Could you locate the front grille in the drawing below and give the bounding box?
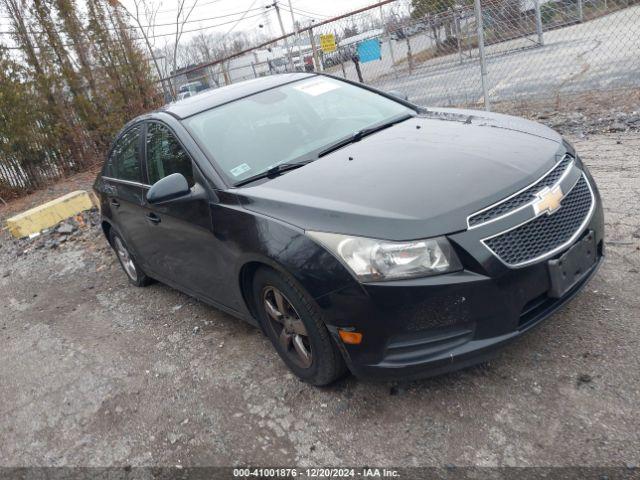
[484,175,593,266]
[469,156,573,227]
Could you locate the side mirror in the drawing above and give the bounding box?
[388,90,409,101]
[146,173,190,204]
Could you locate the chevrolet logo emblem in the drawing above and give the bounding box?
[533,185,564,216]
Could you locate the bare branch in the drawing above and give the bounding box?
[114,0,172,100]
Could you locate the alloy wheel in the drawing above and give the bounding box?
[113,236,138,282]
[262,286,313,369]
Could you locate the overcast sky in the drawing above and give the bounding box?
[0,0,408,51]
[117,0,386,44]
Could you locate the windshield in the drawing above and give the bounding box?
[184,76,415,185]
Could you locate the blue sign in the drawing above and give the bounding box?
[357,39,381,63]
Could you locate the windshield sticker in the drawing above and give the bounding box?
[230,163,251,177]
[293,79,340,96]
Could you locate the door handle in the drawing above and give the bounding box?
[110,198,120,208]
[146,213,161,224]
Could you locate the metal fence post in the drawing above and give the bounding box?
[308,27,323,72]
[352,55,364,83]
[577,0,584,22]
[534,0,545,46]
[222,64,231,85]
[405,34,413,74]
[464,13,471,57]
[388,37,398,78]
[454,9,463,64]
[473,0,490,110]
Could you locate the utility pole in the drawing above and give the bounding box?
[287,0,304,69]
[262,2,274,37]
[308,27,322,72]
[534,0,544,46]
[270,2,295,71]
[474,0,490,110]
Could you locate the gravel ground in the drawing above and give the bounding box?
[0,132,639,468]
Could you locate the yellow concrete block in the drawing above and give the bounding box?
[6,190,95,238]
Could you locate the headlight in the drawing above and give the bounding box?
[307,231,462,282]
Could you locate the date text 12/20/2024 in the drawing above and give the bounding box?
[233,468,400,478]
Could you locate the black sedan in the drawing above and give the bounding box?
[94,73,604,385]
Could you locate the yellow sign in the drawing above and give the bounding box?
[320,34,337,53]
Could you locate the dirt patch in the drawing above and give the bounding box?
[494,88,640,136]
[0,168,99,224]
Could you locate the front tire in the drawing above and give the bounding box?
[109,231,152,287]
[252,267,347,386]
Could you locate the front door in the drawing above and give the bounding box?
[137,121,229,305]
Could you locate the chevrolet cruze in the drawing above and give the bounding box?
[94,73,604,385]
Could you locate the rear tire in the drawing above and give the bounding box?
[252,267,347,386]
[109,231,152,287]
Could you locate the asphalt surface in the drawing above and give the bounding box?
[330,5,640,107]
[0,132,639,467]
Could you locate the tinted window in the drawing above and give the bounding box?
[146,123,194,186]
[107,125,143,182]
[184,76,414,184]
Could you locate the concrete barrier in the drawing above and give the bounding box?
[6,190,95,238]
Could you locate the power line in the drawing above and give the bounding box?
[0,0,266,22]
[135,5,265,26]
[0,9,266,48]
[283,8,321,21]
[0,7,262,38]
[0,0,224,19]
[220,0,260,38]
[277,4,325,25]
[159,0,397,82]
[0,2,262,35]
[152,0,225,15]
[289,4,330,18]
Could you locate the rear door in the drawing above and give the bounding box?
[138,121,227,302]
[102,124,149,261]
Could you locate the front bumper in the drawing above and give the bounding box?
[318,179,605,381]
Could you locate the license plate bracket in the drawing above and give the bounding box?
[548,231,596,298]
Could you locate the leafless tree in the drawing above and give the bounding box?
[109,0,172,99]
[171,0,199,83]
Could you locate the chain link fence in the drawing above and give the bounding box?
[163,0,640,114]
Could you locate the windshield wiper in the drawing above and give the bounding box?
[233,114,414,187]
[317,113,414,158]
[234,161,312,187]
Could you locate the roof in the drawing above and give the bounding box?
[340,29,384,46]
[161,73,315,119]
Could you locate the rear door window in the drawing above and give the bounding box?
[106,125,143,183]
[145,122,194,187]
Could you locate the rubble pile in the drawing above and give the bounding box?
[4,208,102,257]
[537,109,640,136]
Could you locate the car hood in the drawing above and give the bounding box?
[234,108,566,241]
